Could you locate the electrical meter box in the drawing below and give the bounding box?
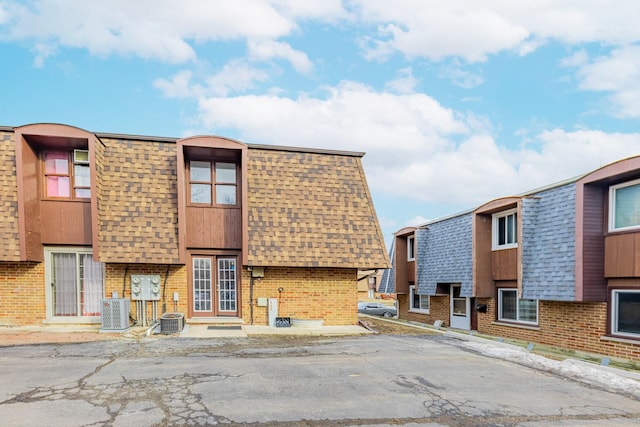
[130,275,161,301]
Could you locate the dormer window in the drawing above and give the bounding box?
[43,150,90,199]
[407,235,415,261]
[609,178,640,232]
[492,209,517,250]
[189,160,237,206]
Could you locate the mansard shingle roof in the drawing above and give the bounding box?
[246,147,390,269]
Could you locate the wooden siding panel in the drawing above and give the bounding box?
[394,236,409,294]
[186,207,241,249]
[407,260,415,283]
[492,248,517,281]
[581,184,607,301]
[605,232,640,277]
[40,201,91,245]
[474,214,493,297]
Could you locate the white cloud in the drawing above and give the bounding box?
[438,60,484,89]
[384,67,419,94]
[247,39,312,74]
[154,61,273,99]
[205,60,272,96]
[153,70,201,99]
[193,81,640,207]
[560,49,588,68]
[31,42,56,68]
[572,45,640,118]
[353,0,640,62]
[0,0,296,64]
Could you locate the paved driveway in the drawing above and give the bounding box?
[0,332,639,426]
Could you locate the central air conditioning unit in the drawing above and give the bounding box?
[160,312,184,333]
[100,298,130,332]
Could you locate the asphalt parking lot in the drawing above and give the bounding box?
[0,322,639,426]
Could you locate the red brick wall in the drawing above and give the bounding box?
[0,262,46,325]
[104,264,187,322]
[476,298,640,361]
[1,262,359,327]
[241,267,358,325]
[398,294,450,327]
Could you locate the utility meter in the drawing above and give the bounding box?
[130,275,161,301]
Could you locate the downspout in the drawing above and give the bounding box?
[249,272,254,325]
[162,265,169,314]
[122,265,129,297]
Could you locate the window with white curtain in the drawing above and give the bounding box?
[48,249,104,318]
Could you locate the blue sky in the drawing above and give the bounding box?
[2,1,640,246]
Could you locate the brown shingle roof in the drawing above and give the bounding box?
[247,148,390,269]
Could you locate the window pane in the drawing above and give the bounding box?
[53,253,77,316]
[79,254,104,316]
[193,258,212,312]
[407,236,415,260]
[74,149,89,163]
[412,290,420,309]
[498,216,506,245]
[190,161,211,182]
[216,162,236,183]
[420,295,430,310]
[615,184,640,229]
[45,152,69,174]
[75,188,91,198]
[218,258,237,312]
[47,176,70,197]
[216,184,236,205]
[191,183,211,204]
[518,299,537,323]
[74,165,90,187]
[500,290,517,320]
[617,292,640,335]
[507,213,516,244]
[453,298,466,315]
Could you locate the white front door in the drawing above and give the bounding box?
[450,284,470,330]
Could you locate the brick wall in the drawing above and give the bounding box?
[0,262,45,326]
[104,264,187,322]
[398,294,450,327]
[476,298,640,361]
[241,267,358,326]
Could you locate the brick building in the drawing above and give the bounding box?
[391,156,640,361]
[0,123,389,328]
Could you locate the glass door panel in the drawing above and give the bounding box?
[217,258,237,313]
[193,258,212,313]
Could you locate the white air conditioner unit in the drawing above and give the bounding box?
[100,298,130,331]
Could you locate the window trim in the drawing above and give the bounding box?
[42,150,91,200]
[497,288,538,325]
[44,247,105,323]
[409,285,430,314]
[492,208,518,250]
[608,178,640,232]
[407,235,415,261]
[611,289,640,339]
[187,159,238,207]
